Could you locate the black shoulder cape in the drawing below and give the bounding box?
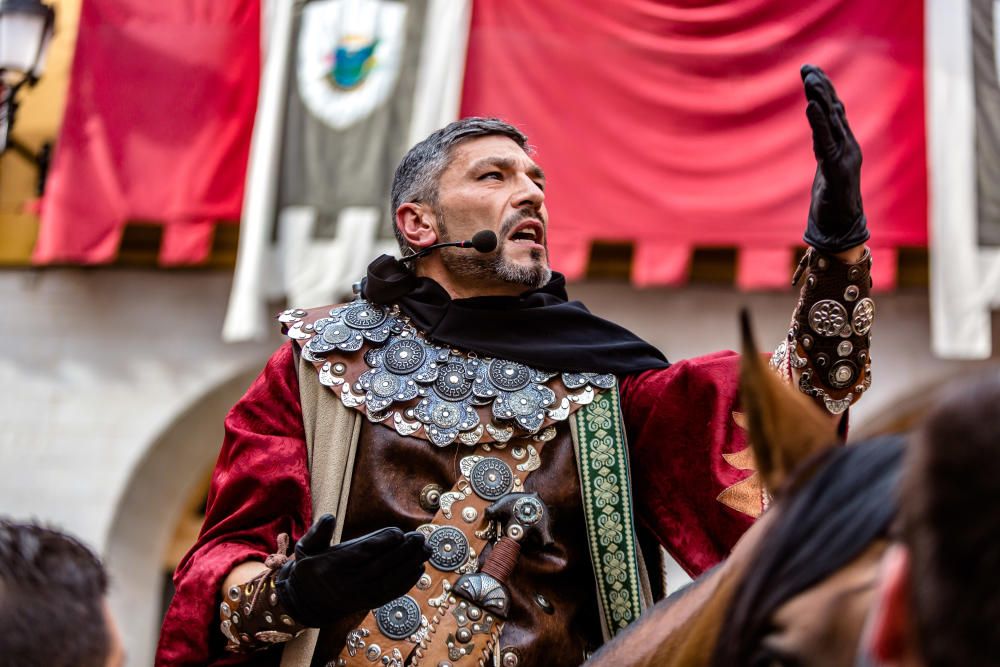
[361,255,669,374]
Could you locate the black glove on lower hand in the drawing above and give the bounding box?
[275,514,431,627]
[801,63,870,254]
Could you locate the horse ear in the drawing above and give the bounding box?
[739,310,840,493]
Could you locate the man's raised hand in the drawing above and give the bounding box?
[801,63,870,254]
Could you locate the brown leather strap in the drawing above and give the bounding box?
[338,434,554,666]
[221,537,306,654]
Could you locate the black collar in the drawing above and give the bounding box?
[361,255,669,374]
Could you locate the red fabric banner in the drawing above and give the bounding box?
[34,0,259,265]
[461,1,927,289]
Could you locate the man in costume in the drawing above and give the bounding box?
[157,65,874,666]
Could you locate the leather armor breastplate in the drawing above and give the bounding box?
[281,302,618,666]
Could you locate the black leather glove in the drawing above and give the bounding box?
[801,64,870,254]
[275,514,430,627]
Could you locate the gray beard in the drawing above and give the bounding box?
[437,211,552,290]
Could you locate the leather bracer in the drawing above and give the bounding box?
[220,537,306,653]
[772,247,873,414]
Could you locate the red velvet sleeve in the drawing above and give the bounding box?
[620,351,757,578]
[156,342,313,667]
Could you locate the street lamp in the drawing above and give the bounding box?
[0,0,55,195]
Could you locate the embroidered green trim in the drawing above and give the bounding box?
[573,385,644,635]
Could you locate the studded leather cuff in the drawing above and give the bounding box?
[772,247,873,414]
[221,537,306,653]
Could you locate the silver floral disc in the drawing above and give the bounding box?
[808,300,849,337]
[431,402,462,429]
[343,303,388,330]
[434,362,474,400]
[561,372,616,390]
[375,595,421,639]
[322,323,354,346]
[469,458,515,501]
[852,298,875,335]
[369,372,402,399]
[384,338,426,374]
[427,526,471,571]
[493,383,555,433]
[488,360,531,392]
[829,361,858,389]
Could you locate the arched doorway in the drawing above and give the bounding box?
[103,364,265,667]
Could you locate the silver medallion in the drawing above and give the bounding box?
[469,458,515,501]
[512,495,544,526]
[433,361,475,400]
[427,526,471,572]
[375,595,422,640]
[487,360,532,392]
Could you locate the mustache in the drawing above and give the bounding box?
[498,209,546,241]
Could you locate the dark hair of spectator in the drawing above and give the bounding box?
[0,519,110,667]
[902,373,1000,667]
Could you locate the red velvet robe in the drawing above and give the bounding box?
[156,342,755,666]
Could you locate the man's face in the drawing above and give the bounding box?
[432,135,551,290]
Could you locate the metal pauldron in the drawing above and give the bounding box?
[773,247,873,414]
[220,559,306,653]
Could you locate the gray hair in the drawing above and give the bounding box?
[390,117,529,253]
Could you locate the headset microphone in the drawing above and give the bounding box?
[399,230,498,263]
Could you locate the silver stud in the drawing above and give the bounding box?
[456,628,473,643]
[462,507,479,523]
[502,649,521,667]
[416,573,432,590]
[838,341,853,357]
[844,285,860,301]
[228,586,240,602]
[220,602,231,618]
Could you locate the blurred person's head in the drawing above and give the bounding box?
[0,519,124,667]
[390,117,552,297]
[868,373,1000,667]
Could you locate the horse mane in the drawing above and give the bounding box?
[710,435,905,666]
